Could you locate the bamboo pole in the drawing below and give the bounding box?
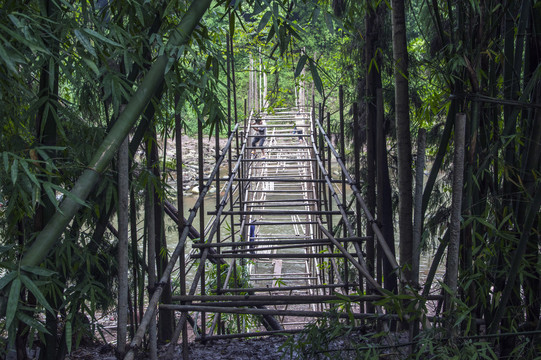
[171,294,444,303]
[146,181,158,360]
[117,136,129,356]
[192,253,374,259]
[19,0,213,273]
[444,113,466,317]
[192,237,367,248]
[160,304,413,321]
[213,283,358,293]
[412,128,426,288]
[174,100,188,359]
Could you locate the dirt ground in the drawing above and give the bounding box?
[65,336,289,360]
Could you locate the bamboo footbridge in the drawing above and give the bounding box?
[125,104,409,359]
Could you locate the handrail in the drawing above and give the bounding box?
[313,117,402,281]
[308,130,377,290]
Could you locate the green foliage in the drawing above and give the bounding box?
[279,306,378,360]
[204,262,261,333]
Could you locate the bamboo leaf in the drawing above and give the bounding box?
[257,11,272,34]
[312,7,320,26]
[20,274,54,315]
[0,43,17,73]
[229,10,236,36]
[65,319,72,353]
[3,152,8,172]
[324,12,334,34]
[6,277,21,329]
[309,59,323,95]
[51,184,89,208]
[17,312,49,334]
[82,57,100,76]
[11,158,18,184]
[0,272,17,291]
[266,24,276,43]
[295,54,308,78]
[105,183,112,213]
[20,160,39,187]
[83,28,122,47]
[43,182,58,209]
[0,245,14,255]
[74,29,97,57]
[21,266,56,277]
[475,217,497,232]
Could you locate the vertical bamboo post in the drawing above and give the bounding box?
[197,117,206,341]
[259,47,263,110]
[215,106,222,334]
[174,101,188,359]
[445,113,466,320]
[117,136,129,356]
[146,179,158,360]
[248,56,253,113]
[326,111,332,232]
[226,33,233,336]
[129,174,140,333]
[230,34,239,159]
[326,111,334,285]
[317,103,325,292]
[339,86,346,239]
[413,128,426,287]
[338,86,349,296]
[352,102,361,298]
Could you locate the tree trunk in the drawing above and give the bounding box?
[445,113,466,321]
[412,128,426,288]
[117,136,129,357]
[391,0,413,284]
[35,1,60,358]
[145,181,158,360]
[175,97,189,358]
[149,126,174,343]
[521,4,541,327]
[376,88,397,295]
[365,3,377,300]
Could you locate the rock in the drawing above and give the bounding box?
[191,186,200,194]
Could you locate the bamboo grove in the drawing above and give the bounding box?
[0,0,540,359]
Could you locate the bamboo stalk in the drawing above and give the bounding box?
[20,0,214,272]
[160,304,389,320]
[192,237,367,248]
[412,128,426,288]
[444,113,466,318]
[171,294,443,302]
[191,253,367,259]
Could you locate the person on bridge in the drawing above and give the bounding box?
[249,220,257,254]
[251,116,266,157]
[293,114,305,143]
